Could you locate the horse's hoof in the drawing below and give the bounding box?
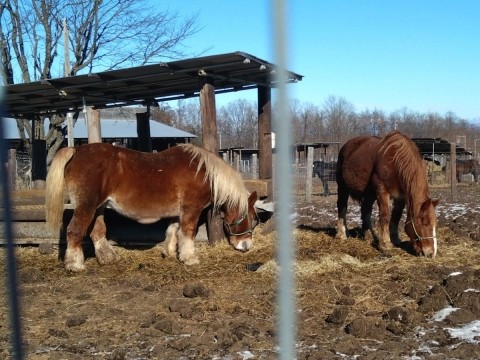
[378,251,393,258]
[65,262,86,272]
[182,256,200,266]
[96,247,120,265]
[159,244,176,258]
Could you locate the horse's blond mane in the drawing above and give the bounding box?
[379,132,430,211]
[178,144,249,213]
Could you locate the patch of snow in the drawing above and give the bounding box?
[236,350,255,359]
[447,271,463,277]
[431,307,460,322]
[446,320,480,344]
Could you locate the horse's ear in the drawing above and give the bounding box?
[248,191,258,206]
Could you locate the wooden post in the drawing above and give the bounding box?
[136,111,152,152]
[87,107,102,144]
[258,86,272,181]
[306,146,313,202]
[234,153,240,172]
[252,153,258,179]
[7,149,16,190]
[450,143,456,198]
[199,75,223,245]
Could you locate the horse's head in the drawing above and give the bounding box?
[404,198,440,258]
[223,191,259,252]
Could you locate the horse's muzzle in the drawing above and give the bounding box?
[233,237,253,252]
[412,239,436,258]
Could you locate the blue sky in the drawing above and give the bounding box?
[161,1,479,121]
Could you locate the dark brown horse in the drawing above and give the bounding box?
[456,159,480,182]
[46,143,258,271]
[335,131,439,257]
[312,160,336,196]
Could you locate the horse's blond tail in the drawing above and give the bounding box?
[45,147,75,235]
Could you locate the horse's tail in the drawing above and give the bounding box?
[45,147,76,235]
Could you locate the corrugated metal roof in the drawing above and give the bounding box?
[3,51,303,118]
[2,117,196,140]
[412,137,470,155]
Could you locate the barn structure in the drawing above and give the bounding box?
[3,51,303,243]
[3,115,197,151]
[3,51,303,196]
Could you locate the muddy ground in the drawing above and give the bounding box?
[1,184,479,359]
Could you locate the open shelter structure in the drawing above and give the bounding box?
[3,51,303,242]
[3,51,302,186]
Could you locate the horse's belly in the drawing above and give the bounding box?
[137,218,162,224]
[106,199,174,224]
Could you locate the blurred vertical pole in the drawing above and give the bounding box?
[271,1,296,359]
[0,92,24,358]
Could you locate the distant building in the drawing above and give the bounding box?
[4,117,197,152]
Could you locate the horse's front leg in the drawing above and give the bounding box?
[376,191,393,251]
[322,178,330,196]
[177,214,200,265]
[90,213,120,265]
[389,198,405,246]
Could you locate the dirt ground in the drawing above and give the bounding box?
[1,184,479,359]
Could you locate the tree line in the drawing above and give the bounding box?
[3,1,479,158]
[153,95,480,156]
[1,0,200,161]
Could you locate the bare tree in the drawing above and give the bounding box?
[218,99,257,149]
[322,95,356,142]
[1,0,200,158]
[174,99,202,146]
[290,100,324,144]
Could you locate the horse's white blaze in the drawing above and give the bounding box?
[234,238,253,252]
[433,226,438,257]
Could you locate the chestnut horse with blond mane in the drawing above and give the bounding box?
[46,143,258,271]
[335,131,439,257]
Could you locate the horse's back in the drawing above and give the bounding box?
[63,143,211,216]
[337,135,381,197]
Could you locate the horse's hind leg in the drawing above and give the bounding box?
[322,178,330,196]
[160,222,179,258]
[65,208,95,271]
[335,187,349,240]
[389,198,405,246]
[90,212,120,265]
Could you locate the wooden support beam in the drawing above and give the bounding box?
[450,142,457,197]
[258,86,272,183]
[136,111,152,152]
[243,179,272,199]
[199,76,223,246]
[87,107,102,143]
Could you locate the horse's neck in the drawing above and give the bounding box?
[406,175,430,216]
